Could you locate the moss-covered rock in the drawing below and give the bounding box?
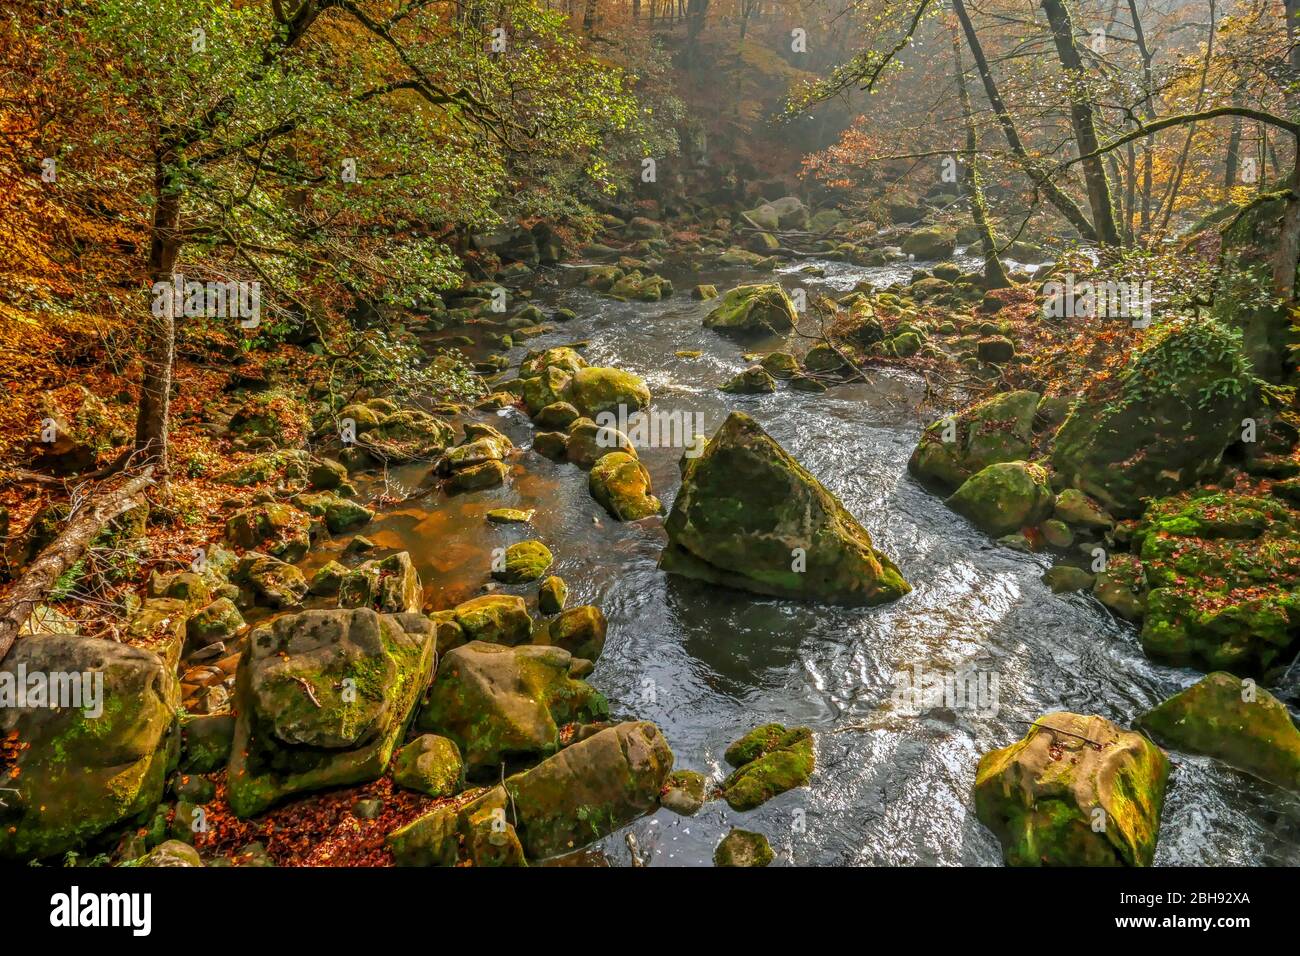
[1050,318,1255,516]
[0,635,180,861]
[908,390,1040,491]
[901,226,956,260]
[453,594,531,645]
[309,560,348,597]
[492,540,553,584]
[759,351,800,379]
[661,412,910,606]
[973,713,1169,866]
[122,840,203,868]
[226,608,437,818]
[660,769,707,816]
[358,409,456,463]
[538,575,567,615]
[947,461,1055,537]
[230,552,308,608]
[180,714,235,774]
[520,346,587,379]
[714,828,773,867]
[721,365,778,394]
[215,450,314,488]
[224,502,312,561]
[445,459,508,492]
[416,642,608,771]
[563,367,651,419]
[1138,672,1300,791]
[720,724,814,810]
[291,491,373,533]
[589,452,662,520]
[391,734,465,797]
[565,417,636,469]
[1053,488,1114,530]
[704,284,798,335]
[186,597,244,649]
[387,804,459,867]
[338,551,423,614]
[504,721,673,859]
[533,401,581,430]
[534,605,607,662]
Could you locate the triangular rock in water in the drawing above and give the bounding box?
[660,411,909,605]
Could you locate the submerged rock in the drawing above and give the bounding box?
[661,412,910,605]
[703,284,798,335]
[226,608,437,817]
[973,713,1169,866]
[504,721,673,859]
[1138,672,1300,791]
[0,635,180,861]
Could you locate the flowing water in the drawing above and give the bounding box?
[324,254,1300,867]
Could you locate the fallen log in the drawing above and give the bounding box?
[0,469,154,662]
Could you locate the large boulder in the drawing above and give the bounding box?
[1138,672,1300,791]
[946,461,1055,537]
[358,410,456,463]
[908,390,1041,490]
[504,721,673,859]
[974,713,1169,866]
[703,284,798,335]
[226,608,437,817]
[901,226,957,260]
[416,642,608,772]
[0,635,179,861]
[1050,318,1254,517]
[564,367,651,419]
[661,412,910,605]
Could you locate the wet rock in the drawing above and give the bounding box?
[392,734,465,797]
[504,721,672,859]
[416,642,608,771]
[445,459,508,492]
[535,604,607,662]
[226,608,438,817]
[1042,565,1095,593]
[521,346,587,379]
[338,551,423,614]
[1040,518,1073,548]
[947,461,1055,538]
[564,367,651,419]
[704,284,797,335]
[661,412,910,605]
[1138,672,1300,791]
[533,431,569,461]
[714,829,773,867]
[566,417,636,469]
[534,401,581,430]
[538,575,567,614]
[759,351,800,379]
[589,452,661,520]
[720,723,814,810]
[804,343,850,373]
[660,769,707,816]
[487,508,535,524]
[721,365,778,394]
[453,594,531,645]
[975,713,1168,866]
[0,635,180,860]
[492,540,553,584]
[521,366,574,417]
[692,284,718,300]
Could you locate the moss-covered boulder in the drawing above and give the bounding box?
[504,721,673,859]
[453,594,531,645]
[703,284,798,335]
[358,409,456,463]
[661,412,909,605]
[224,502,312,561]
[563,367,651,419]
[534,604,607,662]
[538,575,567,615]
[720,724,814,810]
[1131,490,1300,673]
[1053,488,1114,530]
[908,390,1040,491]
[337,551,423,614]
[901,226,956,261]
[416,642,608,771]
[226,608,437,818]
[291,491,373,533]
[947,461,1055,537]
[973,713,1169,867]
[521,346,587,379]
[0,635,180,861]
[186,597,245,650]
[492,540,553,584]
[759,351,801,379]
[1050,318,1255,516]
[215,450,314,488]
[721,365,778,394]
[589,452,662,521]
[230,552,309,609]
[391,734,465,797]
[714,828,773,867]
[521,366,574,417]
[533,401,581,431]
[1138,672,1300,791]
[660,768,707,816]
[123,840,203,868]
[565,417,636,470]
[445,459,508,492]
[387,804,459,867]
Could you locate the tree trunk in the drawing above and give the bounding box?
[1224,86,1244,192]
[0,472,153,662]
[952,0,1098,243]
[951,26,1010,288]
[134,152,182,481]
[1040,0,1122,247]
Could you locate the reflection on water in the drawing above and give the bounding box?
[332,255,1300,866]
